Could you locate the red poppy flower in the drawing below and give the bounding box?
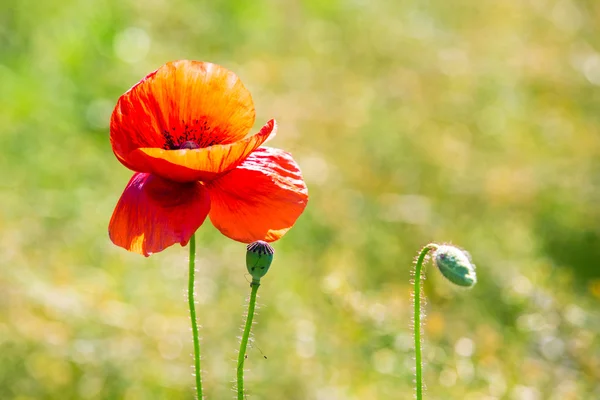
[108,60,308,256]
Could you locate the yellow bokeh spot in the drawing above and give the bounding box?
[588,279,600,299]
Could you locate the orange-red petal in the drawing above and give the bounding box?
[125,119,276,183]
[109,173,211,256]
[206,147,308,243]
[111,60,256,165]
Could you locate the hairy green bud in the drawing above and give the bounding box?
[433,245,477,287]
[246,241,274,282]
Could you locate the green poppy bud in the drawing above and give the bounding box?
[246,241,274,283]
[433,245,477,287]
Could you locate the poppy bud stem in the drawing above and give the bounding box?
[237,241,274,399]
[412,243,477,400]
[413,243,438,400]
[237,281,260,400]
[187,234,204,399]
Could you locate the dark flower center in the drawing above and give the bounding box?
[179,141,200,150]
[161,119,217,150]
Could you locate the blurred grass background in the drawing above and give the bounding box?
[1,0,600,399]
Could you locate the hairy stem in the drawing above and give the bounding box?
[413,243,439,400]
[237,281,260,400]
[188,234,203,399]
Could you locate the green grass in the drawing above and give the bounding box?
[1,0,600,398]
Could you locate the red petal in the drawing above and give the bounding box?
[206,147,308,243]
[111,60,255,166]
[109,173,211,256]
[125,120,276,183]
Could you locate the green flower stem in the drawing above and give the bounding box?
[413,243,439,400]
[188,234,203,400]
[237,280,260,400]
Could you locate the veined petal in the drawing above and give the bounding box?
[206,147,308,243]
[109,173,211,256]
[126,120,276,183]
[111,60,256,165]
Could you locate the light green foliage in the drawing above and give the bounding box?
[1,0,600,399]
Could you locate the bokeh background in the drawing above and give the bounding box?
[1,0,600,399]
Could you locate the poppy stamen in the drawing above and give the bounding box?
[163,130,176,149]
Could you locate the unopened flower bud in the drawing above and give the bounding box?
[246,241,274,283]
[433,245,477,287]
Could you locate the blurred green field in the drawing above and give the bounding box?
[1,0,600,399]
